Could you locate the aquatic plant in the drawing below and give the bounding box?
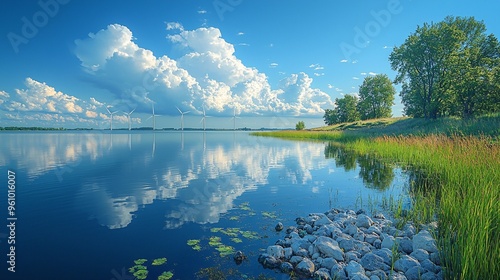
[240,230,259,239]
[231,238,243,243]
[215,244,235,257]
[187,239,202,251]
[208,236,223,247]
[157,271,174,280]
[152,257,167,266]
[261,211,277,219]
[238,202,252,211]
[134,259,148,265]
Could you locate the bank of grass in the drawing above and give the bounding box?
[251,116,500,279]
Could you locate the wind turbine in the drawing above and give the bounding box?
[200,106,210,131]
[231,108,240,131]
[176,106,190,130]
[106,106,118,130]
[123,108,136,131]
[146,103,160,130]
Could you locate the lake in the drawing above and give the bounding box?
[0,131,409,279]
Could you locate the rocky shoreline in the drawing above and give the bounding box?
[257,208,442,280]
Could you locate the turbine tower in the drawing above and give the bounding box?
[146,103,160,130]
[106,106,118,130]
[200,105,210,130]
[124,108,136,131]
[231,108,240,131]
[176,106,190,130]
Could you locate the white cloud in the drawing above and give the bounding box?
[361,72,367,76]
[313,73,324,77]
[351,60,358,64]
[369,72,377,76]
[73,24,333,117]
[327,84,333,89]
[238,43,249,46]
[197,10,207,14]
[165,22,184,31]
[383,45,389,49]
[237,32,244,36]
[352,77,359,80]
[270,63,278,68]
[340,59,348,63]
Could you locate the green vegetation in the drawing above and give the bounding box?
[157,271,174,280]
[357,74,396,120]
[152,258,167,266]
[187,239,202,251]
[129,258,173,280]
[295,121,305,130]
[251,114,499,279]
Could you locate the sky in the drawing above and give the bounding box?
[0,0,499,129]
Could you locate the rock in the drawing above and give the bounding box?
[296,258,315,277]
[291,238,310,254]
[365,234,379,245]
[320,257,337,270]
[233,251,246,264]
[421,271,439,280]
[345,260,366,278]
[331,263,348,280]
[371,269,387,280]
[345,251,360,262]
[352,274,370,280]
[410,249,429,262]
[403,224,416,238]
[345,224,359,236]
[356,214,374,228]
[258,254,281,269]
[421,259,439,274]
[373,239,382,249]
[313,268,332,280]
[366,226,383,236]
[296,217,307,226]
[354,231,366,242]
[286,226,297,234]
[373,213,386,219]
[381,235,395,249]
[339,238,356,251]
[429,252,441,266]
[296,248,309,257]
[314,236,344,261]
[356,209,366,215]
[280,262,293,273]
[412,230,438,253]
[304,224,314,234]
[373,248,393,265]
[289,255,303,266]
[312,252,320,260]
[284,247,293,259]
[275,222,284,231]
[405,266,428,280]
[397,237,414,254]
[267,245,284,259]
[359,245,372,256]
[360,252,390,271]
[394,255,420,273]
[388,272,408,280]
[314,215,333,227]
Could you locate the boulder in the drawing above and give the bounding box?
[314,236,344,261]
[381,235,395,249]
[372,248,392,265]
[313,268,332,280]
[410,249,429,262]
[412,230,438,253]
[345,260,366,278]
[356,214,373,228]
[275,222,284,231]
[320,257,337,270]
[360,252,390,271]
[405,266,428,280]
[280,262,293,273]
[266,245,284,259]
[394,255,420,273]
[296,258,315,277]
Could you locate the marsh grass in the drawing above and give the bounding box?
[253,123,500,279]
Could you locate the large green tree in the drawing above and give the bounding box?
[390,16,500,119]
[323,94,360,125]
[357,74,396,120]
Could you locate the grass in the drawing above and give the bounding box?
[251,115,500,280]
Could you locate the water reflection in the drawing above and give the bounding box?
[325,142,395,190]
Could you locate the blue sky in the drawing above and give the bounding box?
[0,0,499,129]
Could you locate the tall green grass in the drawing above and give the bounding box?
[252,131,500,279]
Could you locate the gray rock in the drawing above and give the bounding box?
[373,239,382,249]
[258,254,281,269]
[388,272,408,280]
[356,214,374,228]
[371,269,387,280]
[320,257,337,270]
[291,238,310,254]
[314,236,344,261]
[284,247,293,259]
[421,259,439,274]
[410,249,429,262]
[373,213,386,219]
[275,222,284,231]
[397,237,413,254]
[354,231,366,242]
[366,225,383,236]
[345,251,361,262]
[313,268,332,280]
[381,235,395,249]
[314,215,333,227]
[331,263,348,280]
[304,224,314,234]
[360,245,372,256]
[365,234,379,245]
[312,252,320,260]
[345,224,359,236]
[394,255,420,273]
[280,262,293,273]
[429,252,441,266]
[296,248,309,257]
[406,266,428,280]
[339,237,356,251]
[296,258,315,277]
[370,276,380,280]
[289,255,303,266]
[403,224,416,238]
[360,252,391,271]
[267,245,284,259]
[352,274,370,280]
[421,271,439,280]
[345,260,366,278]
[412,230,438,253]
[373,248,393,265]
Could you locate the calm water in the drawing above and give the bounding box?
[0,131,409,279]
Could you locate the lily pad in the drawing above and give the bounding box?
[210,227,223,233]
[220,227,240,237]
[134,259,148,265]
[209,236,223,247]
[229,216,240,221]
[133,269,148,280]
[187,239,201,251]
[152,257,167,266]
[261,211,278,219]
[215,244,235,257]
[240,230,259,239]
[158,271,174,280]
[129,264,147,273]
[239,202,252,211]
[231,238,243,243]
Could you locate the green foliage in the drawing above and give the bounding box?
[358,74,395,120]
[324,94,360,125]
[390,16,500,119]
[134,259,148,265]
[187,239,201,251]
[295,121,305,130]
[152,258,167,266]
[158,271,174,280]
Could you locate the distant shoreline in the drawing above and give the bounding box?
[0,126,287,132]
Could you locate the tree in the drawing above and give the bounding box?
[390,16,500,119]
[335,94,360,123]
[295,121,305,130]
[357,74,396,120]
[323,109,338,125]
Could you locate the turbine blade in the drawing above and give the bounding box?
[184,111,190,114]
[176,106,182,114]
[130,108,136,114]
[106,107,111,114]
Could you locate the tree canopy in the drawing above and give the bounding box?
[390,16,500,118]
[357,74,396,120]
[323,94,360,125]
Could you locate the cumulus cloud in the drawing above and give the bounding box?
[369,72,377,76]
[340,59,348,63]
[197,10,207,14]
[73,24,333,116]
[352,77,359,80]
[270,63,278,68]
